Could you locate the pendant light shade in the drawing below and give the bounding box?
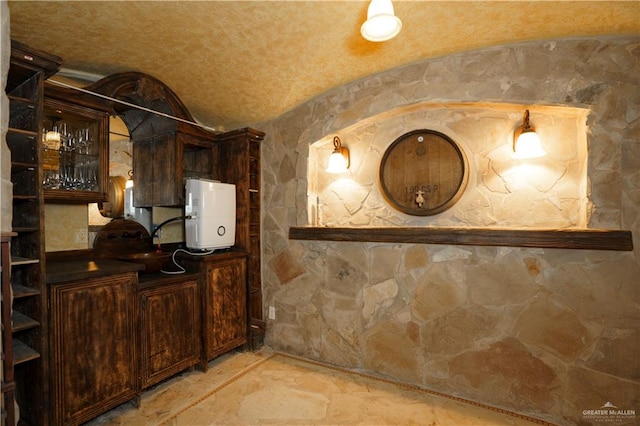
[512,110,546,159]
[361,0,402,42]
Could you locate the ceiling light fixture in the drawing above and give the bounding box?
[361,0,402,42]
[513,109,546,159]
[326,136,350,173]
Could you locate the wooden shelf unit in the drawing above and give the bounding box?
[2,234,16,426]
[6,39,61,426]
[214,128,265,348]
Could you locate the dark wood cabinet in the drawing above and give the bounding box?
[70,73,265,353]
[182,251,248,369]
[202,254,247,368]
[214,129,265,348]
[138,277,200,389]
[6,40,61,426]
[4,60,264,423]
[132,128,264,346]
[49,273,138,426]
[42,96,110,203]
[133,132,216,207]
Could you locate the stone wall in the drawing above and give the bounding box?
[260,37,640,425]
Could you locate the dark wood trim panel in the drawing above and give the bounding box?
[289,226,633,251]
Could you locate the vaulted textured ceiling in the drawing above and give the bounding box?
[8,1,640,131]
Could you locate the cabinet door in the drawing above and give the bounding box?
[42,97,109,203]
[204,257,247,362]
[50,274,138,426]
[132,132,215,207]
[132,133,181,207]
[132,136,155,207]
[139,280,200,389]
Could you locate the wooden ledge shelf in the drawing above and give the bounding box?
[289,227,633,251]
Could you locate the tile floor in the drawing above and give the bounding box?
[88,348,553,425]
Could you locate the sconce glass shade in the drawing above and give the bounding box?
[125,169,134,188]
[326,136,350,173]
[361,0,402,42]
[512,110,546,159]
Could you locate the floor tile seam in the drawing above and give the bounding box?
[158,352,278,425]
[273,351,558,426]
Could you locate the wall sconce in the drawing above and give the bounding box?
[512,109,546,159]
[361,0,402,42]
[326,136,350,173]
[125,169,134,189]
[124,170,135,218]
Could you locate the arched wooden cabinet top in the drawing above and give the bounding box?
[45,71,217,141]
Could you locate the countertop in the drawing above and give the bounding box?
[174,248,248,262]
[46,258,145,285]
[137,271,201,289]
[46,248,248,285]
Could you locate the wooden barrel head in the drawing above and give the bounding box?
[379,129,468,216]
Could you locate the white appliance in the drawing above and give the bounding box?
[124,186,152,234]
[185,178,236,250]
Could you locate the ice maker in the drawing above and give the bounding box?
[185,178,236,250]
